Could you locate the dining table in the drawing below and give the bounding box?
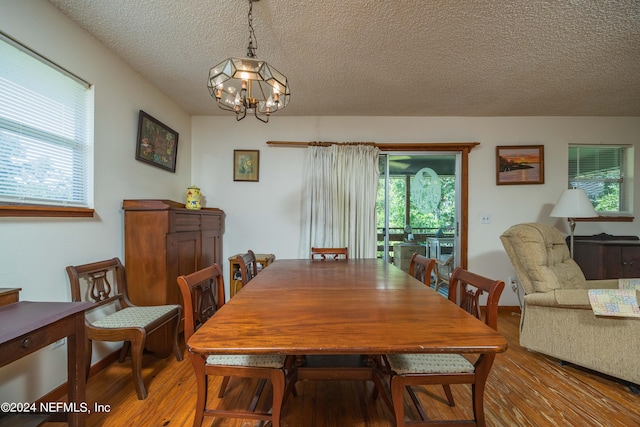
[187,258,508,422]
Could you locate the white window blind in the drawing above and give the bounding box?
[0,33,93,208]
[568,145,631,213]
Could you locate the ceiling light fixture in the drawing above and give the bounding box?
[207,0,290,123]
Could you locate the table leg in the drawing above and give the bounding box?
[67,311,86,427]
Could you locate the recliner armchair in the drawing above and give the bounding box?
[500,223,639,387]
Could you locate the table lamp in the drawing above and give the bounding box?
[549,187,598,257]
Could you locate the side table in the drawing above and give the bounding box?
[0,301,91,427]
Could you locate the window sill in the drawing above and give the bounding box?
[0,205,94,218]
[575,216,634,223]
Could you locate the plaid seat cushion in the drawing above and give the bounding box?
[206,354,286,368]
[92,305,179,329]
[387,353,474,374]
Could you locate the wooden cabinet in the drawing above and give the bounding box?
[123,199,224,352]
[571,234,640,280]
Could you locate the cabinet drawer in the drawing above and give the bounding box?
[1,319,72,366]
[171,212,201,232]
[202,214,222,230]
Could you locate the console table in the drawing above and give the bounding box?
[0,301,91,426]
[571,234,640,280]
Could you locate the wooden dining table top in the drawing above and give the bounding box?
[187,259,508,357]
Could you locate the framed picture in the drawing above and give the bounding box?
[496,145,544,185]
[233,150,260,182]
[135,110,179,172]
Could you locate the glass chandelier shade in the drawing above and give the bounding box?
[207,56,290,123]
[207,0,290,123]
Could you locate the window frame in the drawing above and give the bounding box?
[0,32,94,218]
[568,144,634,222]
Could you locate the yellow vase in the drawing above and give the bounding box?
[186,185,201,210]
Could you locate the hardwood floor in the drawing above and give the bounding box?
[43,311,639,427]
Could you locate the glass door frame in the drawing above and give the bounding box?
[376,142,478,269]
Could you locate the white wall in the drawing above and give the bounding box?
[0,1,192,402]
[191,116,640,305]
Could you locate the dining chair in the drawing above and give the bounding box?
[408,253,435,286]
[303,246,349,366]
[177,263,297,427]
[310,247,349,260]
[223,249,260,394]
[434,254,455,293]
[384,267,505,427]
[66,257,182,400]
[235,249,258,287]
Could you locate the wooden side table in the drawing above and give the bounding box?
[228,253,276,297]
[0,301,91,427]
[0,288,21,306]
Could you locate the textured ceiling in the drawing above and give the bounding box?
[47,0,640,117]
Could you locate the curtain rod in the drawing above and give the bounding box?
[266,141,480,152]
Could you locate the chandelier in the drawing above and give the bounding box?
[207,0,290,123]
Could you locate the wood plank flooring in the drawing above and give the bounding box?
[43,311,639,426]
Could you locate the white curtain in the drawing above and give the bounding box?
[300,144,380,259]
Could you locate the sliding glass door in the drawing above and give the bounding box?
[377,153,461,274]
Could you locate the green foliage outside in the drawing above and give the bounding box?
[572,170,622,212]
[376,175,456,234]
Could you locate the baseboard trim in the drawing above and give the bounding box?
[37,349,120,403]
[498,305,521,314]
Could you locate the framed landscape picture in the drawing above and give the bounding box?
[233,150,259,182]
[135,110,178,172]
[496,145,544,185]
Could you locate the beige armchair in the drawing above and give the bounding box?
[500,223,639,388]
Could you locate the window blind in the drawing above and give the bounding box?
[0,33,93,207]
[569,145,630,213]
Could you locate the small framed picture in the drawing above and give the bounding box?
[135,110,178,172]
[496,145,544,185]
[233,150,260,182]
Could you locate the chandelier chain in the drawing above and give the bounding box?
[246,0,258,58]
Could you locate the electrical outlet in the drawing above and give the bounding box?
[480,214,491,224]
[508,276,518,292]
[52,338,66,349]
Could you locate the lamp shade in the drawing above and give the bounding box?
[549,188,598,218]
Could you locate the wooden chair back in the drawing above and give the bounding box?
[177,264,296,427]
[448,267,505,330]
[235,249,258,286]
[385,267,505,425]
[408,253,435,286]
[66,257,182,400]
[310,247,349,260]
[67,257,132,310]
[176,263,225,342]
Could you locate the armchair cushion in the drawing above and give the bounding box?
[500,223,586,293]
